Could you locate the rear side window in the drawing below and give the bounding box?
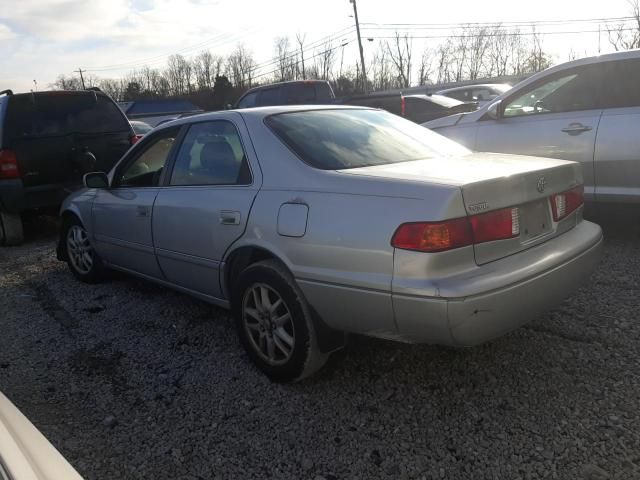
[315,82,333,101]
[170,121,251,186]
[266,109,470,170]
[285,84,316,104]
[600,59,640,108]
[257,88,280,106]
[5,94,129,138]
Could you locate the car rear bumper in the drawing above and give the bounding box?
[392,220,603,346]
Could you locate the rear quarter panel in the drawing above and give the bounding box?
[232,183,464,336]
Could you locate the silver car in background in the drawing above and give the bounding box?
[424,50,640,204]
[58,106,602,381]
[436,83,512,106]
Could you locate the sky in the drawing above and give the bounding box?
[0,0,634,93]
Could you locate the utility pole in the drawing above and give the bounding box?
[350,0,368,94]
[74,68,86,89]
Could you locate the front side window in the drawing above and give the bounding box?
[119,128,178,187]
[267,108,470,170]
[237,92,257,108]
[169,121,251,186]
[504,66,604,118]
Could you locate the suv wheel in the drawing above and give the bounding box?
[233,260,328,382]
[63,217,105,283]
[0,211,24,246]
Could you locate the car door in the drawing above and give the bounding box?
[593,58,640,202]
[92,126,181,278]
[474,64,606,200]
[152,116,260,299]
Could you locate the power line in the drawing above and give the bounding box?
[84,27,265,72]
[251,41,352,82]
[362,27,639,40]
[360,16,636,29]
[249,25,355,72]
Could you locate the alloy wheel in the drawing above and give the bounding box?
[242,283,296,366]
[67,225,93,275]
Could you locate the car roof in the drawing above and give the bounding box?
[153,104,372,131]
[437,83,511,93]
[240,80,330,95]
[404,94,464,107]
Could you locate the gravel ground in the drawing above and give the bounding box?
[1,212,639,480]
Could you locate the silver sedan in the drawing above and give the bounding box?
[58,106,603,382]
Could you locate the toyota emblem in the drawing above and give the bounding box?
[536,176,546,193]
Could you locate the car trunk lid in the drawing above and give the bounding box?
[341,152,583,265]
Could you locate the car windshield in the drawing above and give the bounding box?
[266,108,470,170]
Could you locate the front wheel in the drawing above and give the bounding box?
[63,218,105,283]
[233,260,328,382]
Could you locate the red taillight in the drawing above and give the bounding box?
[130,134,143,145]
[0,150,19,179]
[550,186,583,221]
[469,207,520,244]
[401,96,406,116]
[391,207,520,253]
[391,218,473,252]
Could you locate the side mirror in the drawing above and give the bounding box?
[225,103,233,110]
[486,100,503,120]
[83,172,109,189]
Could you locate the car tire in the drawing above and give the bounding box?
[0,211,24,246]
[232,260,329,382]
[62,216,105,283]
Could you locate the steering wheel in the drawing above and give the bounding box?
[533,100,546,113]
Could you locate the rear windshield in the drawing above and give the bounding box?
[266,108,470,170]
[5,93,130,139]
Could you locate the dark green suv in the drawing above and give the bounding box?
[0,89,135,245]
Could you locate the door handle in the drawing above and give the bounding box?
[219,210,241,225]
[561,123,592,135]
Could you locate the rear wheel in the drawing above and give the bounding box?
[63,217,105,283]
[233,260,328,382]
[0,211,24,246]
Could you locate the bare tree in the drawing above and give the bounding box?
[417,47,435,85]
[386,32,412,88]
[370,43,394,90]
[314,41,336,80]
[193,50,219,91]
[465,26,492,79]
[296,33,307,79]
[274,37,293,81]
[227,44,256,89]
[435,40,453,84]
[524,28,552,73]
[607,0,640,50]
[98,78,123,100]
[51,74,82,90]
[165,54,190,95]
